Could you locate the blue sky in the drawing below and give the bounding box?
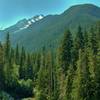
[0,0,100,29]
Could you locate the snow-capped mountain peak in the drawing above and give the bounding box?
[39,15,44,19]
[18,15,44,31]
[31,15,44,22]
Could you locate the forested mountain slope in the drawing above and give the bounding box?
[0,21,100,100]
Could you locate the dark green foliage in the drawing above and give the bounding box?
[19,46,26,79]
[94,47,100,100]
[75,26,85,49]
[26,53,34,80]
[9,48,15,65]
[0,42,4,87]
[73,26,85,69]
[84,30,89,48]
[33,53,41,80]
[72,50,92,100]
[15,44,20,65]
[66,65,74,100]
[17,79,33,98]
[90,27,98,55]
[58,30,73,74]
[4,33,10,60]
[0,22,100,100]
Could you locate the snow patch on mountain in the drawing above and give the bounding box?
[19,15,44,31]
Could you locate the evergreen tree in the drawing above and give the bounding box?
[95,21,100,43]
[84,30,89,48]
[26,53,34,80]
[72,50,91,100]
[58,70,67,100]
[52,52,60,100]
[90,27,98,55]
[33,53,41,80]
[36,64,48,100]
[56,49,66,100]
[45,51,54,100]
[94,46,100,100]
[75,26,85,50]
[0,42,4,87]
[4,33,11,61]
[36,51,54,100]
[73,26,85,69]
[9,48,15,65]
[66,65,74,100]
[19,46,26,79]
[15,44,20,65]
[58,30,73,74]
[36,48,47,100]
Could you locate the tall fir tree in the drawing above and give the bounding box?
[19,46,26,79]
[66,65,74,100]
[26,53,34,80]
[94,46,100,100]
[45,51,54,100]
[73,26,85,69]
[58,30,73,74]
[72,50,91,100]
[15,44,20,65]
[0,42,4,87]
[9,48,15,65]
[90,27,98,55]
[4,33,11,62]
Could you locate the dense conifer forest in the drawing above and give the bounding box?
[0,22,100,100]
